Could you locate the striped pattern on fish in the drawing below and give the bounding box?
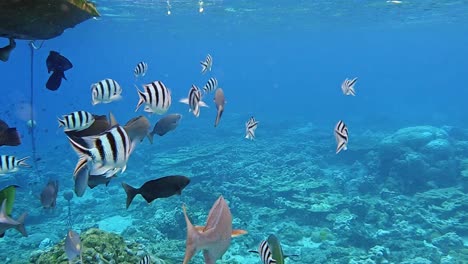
[341,77,357,96]
[135,81,172,114]
[58,111,95,132]
[0,155,30,174]
[245,116,258,140]
[134,62,148,78]
[179,85,208,117]
[334,120,348,154]
[200,54,212,74]
[139,255,152,264]
[91,79,122,105]
[259,240,277,264]
[203,77,218,94]
[68,126,134,177]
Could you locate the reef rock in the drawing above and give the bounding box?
[375,126,457,193]
[29,228,142,264]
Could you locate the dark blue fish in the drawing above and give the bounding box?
[0,120,20,147]
[46,51,72,73]
[45,51,72,91]
[122,175,190,209]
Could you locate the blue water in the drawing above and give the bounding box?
[0,1,468,263]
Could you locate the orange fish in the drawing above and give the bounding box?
[182,196,247,264]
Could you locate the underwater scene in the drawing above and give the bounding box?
[0,0,467,263]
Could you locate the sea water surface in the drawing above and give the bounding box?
[0,0,467,263]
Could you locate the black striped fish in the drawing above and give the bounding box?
[134,62,148,78]
[203,77,218,94]
[58,111,95,132]
[341,77,357,96]
[139,255,152,264]
[200,54,212,74]
[0,155,30,174]
[334,120,348,154]
[245,116,258,140]
[253,235,297,264]
[135,81,172,115]
[179,85,208,117]
[67,125,135,177]
[91,79,122,105]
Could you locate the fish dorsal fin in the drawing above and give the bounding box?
[109,112,118,126]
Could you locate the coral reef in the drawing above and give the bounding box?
[29,228,143,264]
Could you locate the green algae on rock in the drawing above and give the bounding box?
[29,228,142,264]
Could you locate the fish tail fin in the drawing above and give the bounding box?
[199,100,208,108]
[68,137,92,175]
[17,157,31,168]
[147,132,154,144]
[15,212,28,237]
[182,204,200,264]
[135,85,145,112]
[214,106,224,127]
[57,117,66,128]
[179,98,189,105]
[200,61,207,73]
[0,128,21,146]
[121,182,138,209]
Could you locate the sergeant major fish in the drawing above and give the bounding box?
[200,54,213,74]
[245,117,259,140]
[91,79,122,105]
[249,234,299,264]
[203,77,218,94]
[341,77,357,96]
[134,61,148,78]
[135,81,172,114]
[0,155,30,174]
[58,111,95,132]
[67,125,135,177]
[179,85,208,117]
[334,120,348,154]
